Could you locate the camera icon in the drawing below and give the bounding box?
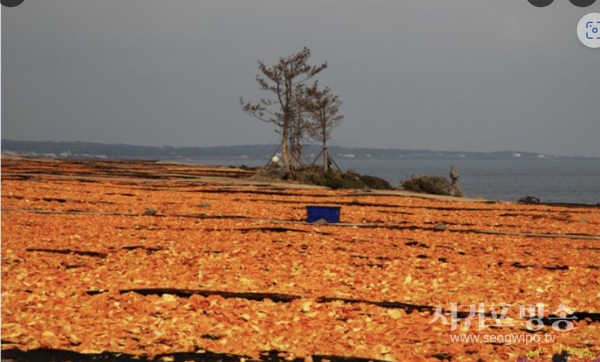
[585,21,600,40]
[578,13,600,48]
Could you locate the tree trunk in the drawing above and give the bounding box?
[281,125,292,172]
[323,144,329,173]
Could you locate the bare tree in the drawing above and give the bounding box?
[304,81,344,173]
[240,47,327,172]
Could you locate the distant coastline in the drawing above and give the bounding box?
[2,139,596,162]
[3,139,599,205]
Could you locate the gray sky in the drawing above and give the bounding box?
[2,0,599,157]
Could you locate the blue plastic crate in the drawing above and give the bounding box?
[306,205,341,223]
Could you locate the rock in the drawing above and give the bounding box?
[451,185,465,197]
[434,223,448,232]
[449,165,459,185]
[401,175,464,197]
[143,208,157,216]
[518,196,540,204]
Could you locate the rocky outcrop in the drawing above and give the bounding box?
[400,166,464,197]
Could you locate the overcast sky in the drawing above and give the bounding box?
[2,0,599,157]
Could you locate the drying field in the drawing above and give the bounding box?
[2,157,599,362]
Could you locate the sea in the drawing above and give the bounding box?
[181,156,600,205]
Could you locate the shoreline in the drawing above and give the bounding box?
[3,155,599,208]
